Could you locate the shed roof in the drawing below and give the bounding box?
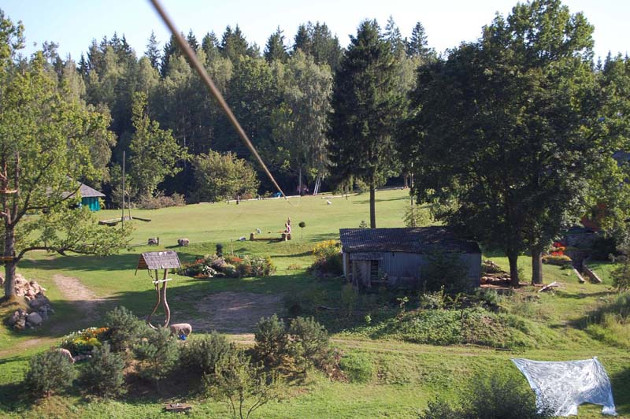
[79,183,105,198]
[137,251,181,270]
[339,227,480,254]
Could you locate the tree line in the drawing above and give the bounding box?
[36,18,433,204]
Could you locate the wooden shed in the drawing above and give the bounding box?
[339,227,481,290]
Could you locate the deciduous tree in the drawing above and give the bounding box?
[0,11,129,298]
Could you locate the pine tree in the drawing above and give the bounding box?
[407,21,434,60]
[186,29,199,52]
[264,27,288,63]
[145,31,161,69]
[328,20,404,228]
[202,31,220,62]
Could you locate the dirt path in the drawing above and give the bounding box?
[185,292,284,334]
[52,274,105,324]
[0,275,104,358]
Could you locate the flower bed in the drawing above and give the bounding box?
[60,327,109,356]
[178,254,275,279]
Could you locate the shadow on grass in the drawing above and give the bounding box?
[611,367,630,415]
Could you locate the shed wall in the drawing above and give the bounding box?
[344,251,481,289]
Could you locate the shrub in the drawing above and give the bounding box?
[216,243,224,257]
[313,240,340,259]
[611,261,630,292]
[133,326,180,388]
[81,342,126,398]
[253,315,288,368]
[339,352,373,383]
[419,372,549,419]
[459,371,549,418]
[289,316,329,364]
[418,397,461,419]
[421,251,470,293]
[60,326,109,356]
[310,240,343,276]
[288,316,337,374]
[590,235,618,260]
[24,349,76,398]
[137,192,186,209]
[181,332,236,376]
[103,306,146,353]
[205,351,282,419]
[541,254,572,266]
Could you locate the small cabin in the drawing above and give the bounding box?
[78,183,105,211]
[339,227,481,290]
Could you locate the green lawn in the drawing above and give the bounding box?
[1,188,629,418]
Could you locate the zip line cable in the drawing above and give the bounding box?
[148,0,288,201]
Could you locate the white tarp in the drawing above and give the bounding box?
[512,357,616,416]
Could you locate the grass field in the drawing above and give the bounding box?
[1,189,629,418]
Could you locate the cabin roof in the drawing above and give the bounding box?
[339,227,480,254]
[137,251,181,270]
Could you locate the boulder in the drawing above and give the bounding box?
[177,238,190,247]
[14,317,26,330]
[7,310,22,327]
[29,294,51,310]
[26,312,43,327]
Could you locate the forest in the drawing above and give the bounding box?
[28,18,429,205]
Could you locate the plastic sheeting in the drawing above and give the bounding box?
[512,357,616,416]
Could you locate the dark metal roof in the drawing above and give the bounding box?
[137,251,181,270]
[339,227,480,254]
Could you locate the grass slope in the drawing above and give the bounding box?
[1,189,629,418]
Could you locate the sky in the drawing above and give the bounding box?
[2,0,628,63]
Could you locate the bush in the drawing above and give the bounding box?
[137,192,186,209]
[590,235,618,260]
[421,251,470,293]
[103,306,146,353]
[339,352,373,383]
[81,342,126,398]
[289,316,330,370]
[611,261,630,292]
[459,371,549,418]
[205,350,281,419]
[133,326,180,388]
[419,372,549,419]
[24,349,76,398]
[181,332,236,376]
[60,326,108,356]
[419,397,461,419]
[254,315,288,368]
[310,240,343,276]
[541,254,572,266]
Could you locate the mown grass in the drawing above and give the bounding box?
[1,188,629,418]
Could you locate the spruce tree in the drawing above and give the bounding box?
[264,27,288,63]
[328,20,404,228]
[145,31,161,69]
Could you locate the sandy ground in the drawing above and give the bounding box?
[184,291,284,334]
